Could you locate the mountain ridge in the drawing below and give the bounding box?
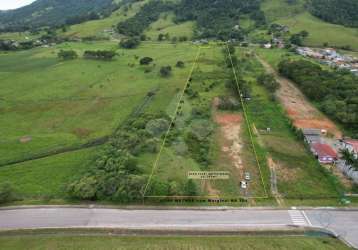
[0,0,117,31]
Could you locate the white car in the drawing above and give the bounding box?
[240,181,247,189]
[245,172,251,181]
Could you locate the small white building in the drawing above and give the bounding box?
[263,43,272,49]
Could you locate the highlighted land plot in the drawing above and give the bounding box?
[142,44,269,200]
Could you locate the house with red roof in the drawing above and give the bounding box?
[311,143,337,164]
[342,139,358,159]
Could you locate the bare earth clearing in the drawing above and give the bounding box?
[257,55,353,189]
[257,56,342,139]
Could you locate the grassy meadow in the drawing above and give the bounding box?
[144,12,194,41]
[60,0,148,38]
[0,147,99,200]
[0,235,349,250]
[0,41,198,201]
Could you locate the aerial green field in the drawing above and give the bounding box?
[144,12,194,41]
[0,147,99,200]
[61,0,148,38]
[0,41,200,203]
[0,42,197,165]
[0,235,349,250]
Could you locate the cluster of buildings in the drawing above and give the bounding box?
[296,47,358,76]
[303,128,358,183]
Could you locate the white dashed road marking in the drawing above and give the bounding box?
[288,210,308,226]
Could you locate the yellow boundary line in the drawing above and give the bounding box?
[142,47,202,197]
[225,43,269,198]
[142,43,270,200]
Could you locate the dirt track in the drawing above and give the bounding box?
[257,56,342,139]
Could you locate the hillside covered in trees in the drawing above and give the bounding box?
[0,0,118,32]
[116,0,263,41]
[309,0,358,27]
[175,0,263,40]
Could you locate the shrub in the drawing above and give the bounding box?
[57,49,78,60]
[0,182,15,204]
[160,66,172,77]
[176,61,185,68]
[140,57,154,65]
[257,73,280,93]
[120,37,140,49]
[83,50,116,60]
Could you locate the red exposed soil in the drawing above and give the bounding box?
[215,113,242,125]
[257,56,342,139]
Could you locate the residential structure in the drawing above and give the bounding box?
[303,128,322,144]
[296,47,358,76]
[341,139,358,159]
[311,143,337,164]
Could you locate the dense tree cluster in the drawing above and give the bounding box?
[257,73,280,93]
[289,30,309,46]
[119,37,140,49]
[83,50,116,60]
[58,50,78,60]
[174,0,262,40]
[278,60,358,135]
[67,113,198,201]
[309,0,358,27]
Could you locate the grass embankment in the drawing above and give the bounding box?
[236,48,342,205]
[0,235,349,250]
[0,42,197,201]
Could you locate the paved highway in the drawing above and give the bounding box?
[0,208,357,248]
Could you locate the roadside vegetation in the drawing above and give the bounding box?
[0,234,349,250]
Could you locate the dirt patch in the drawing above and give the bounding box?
[215,113,242,125]
[72,128,92,139]
[214,112,244,173]
[19,136,32,143]
[257,56,342,139]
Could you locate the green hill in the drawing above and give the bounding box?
[0,0,116,31]
[261,0,358,51]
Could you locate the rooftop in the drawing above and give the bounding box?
[344,139,358,152]
[312,143,337,158]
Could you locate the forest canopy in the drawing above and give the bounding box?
[309,0,358,27]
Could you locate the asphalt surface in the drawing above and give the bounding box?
[0,208,357,248]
